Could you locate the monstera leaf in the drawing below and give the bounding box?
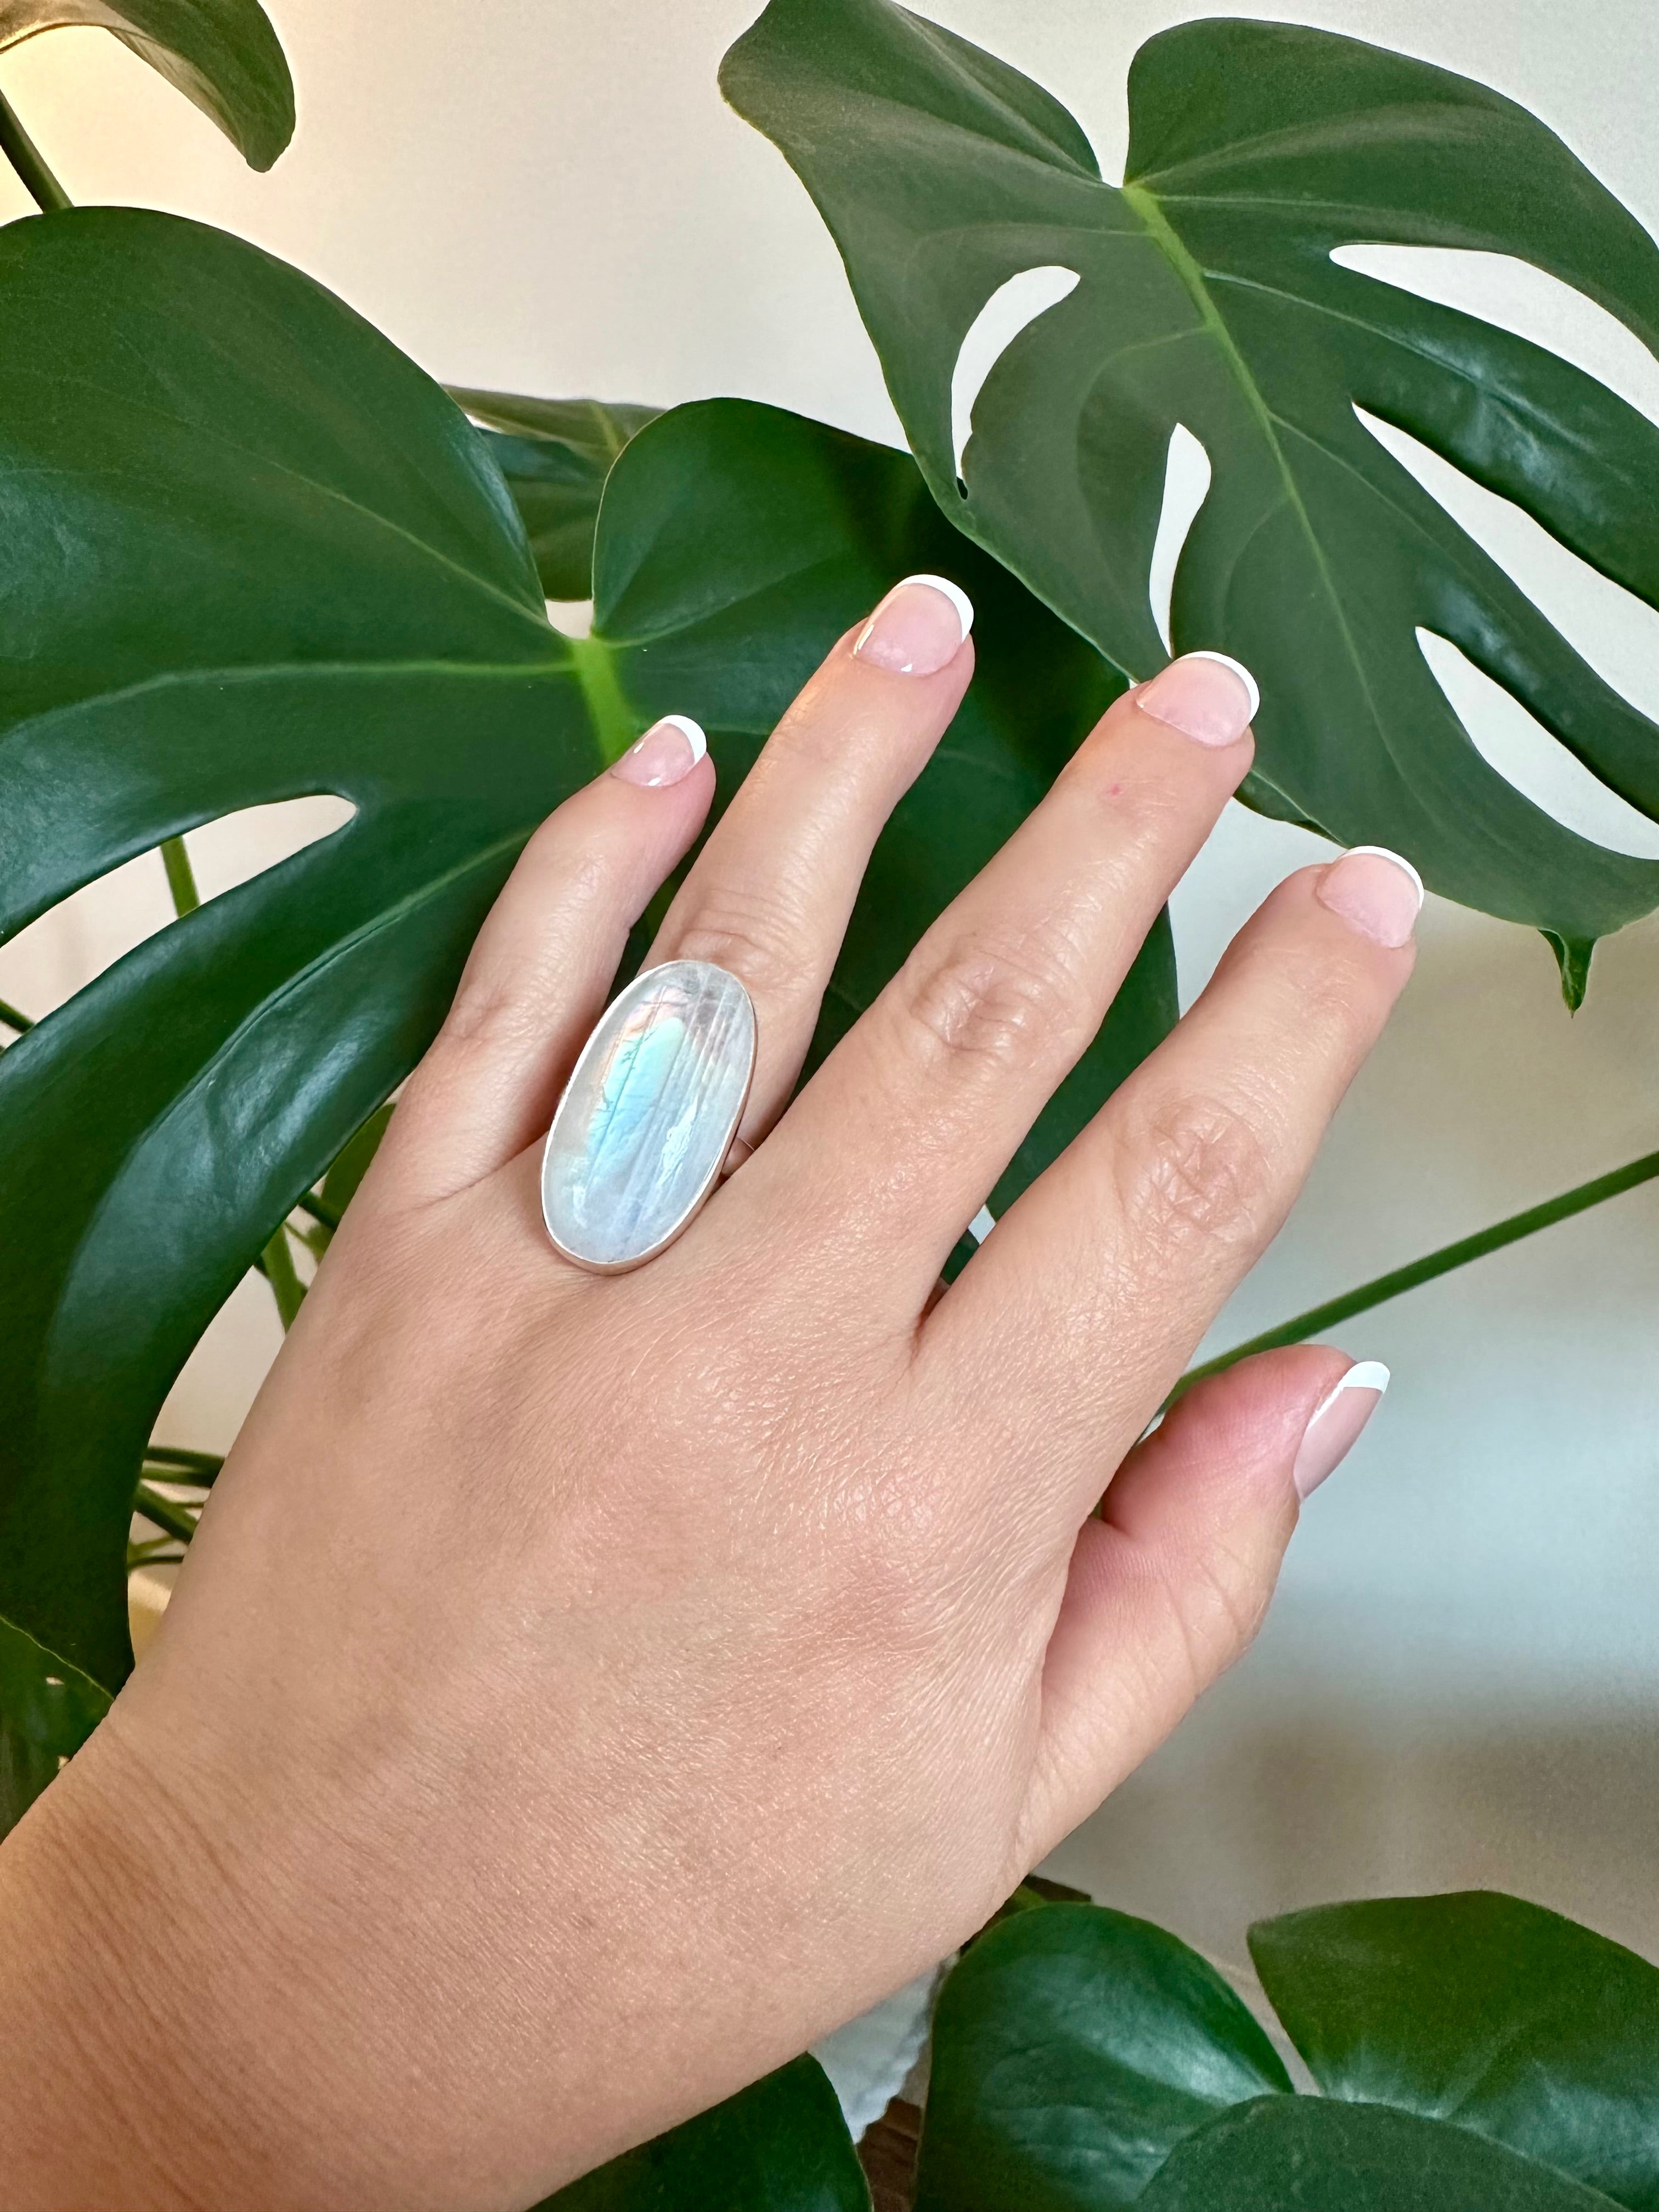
[0,1610,110,1839]
[0,0,294,169]
[0,213,1170,1697]
[448,391,663,600]
[584,397,1175,1154]
[1250,1893,1659,2211]
[1138,2096,1620,2210]
[913,1903,1290,2209]
[536,2055,870,2211]
[723,2,1659,993]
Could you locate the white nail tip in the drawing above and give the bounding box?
[1317,1361,1392,1420]
[658,714,707,764]
[1345,847,1425,912]
[1186,650,1260,722]
[902,573,975,641]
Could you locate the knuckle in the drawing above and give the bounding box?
[1120,1091,1272,1259]
[669,890,817,1006]
[896,931,1090,1082]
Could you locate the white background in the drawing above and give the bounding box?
[1,0,1655,1986]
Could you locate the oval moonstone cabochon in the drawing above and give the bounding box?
[541,959,757,1272]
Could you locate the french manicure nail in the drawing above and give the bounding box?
[1135,651,1259,746]
[1316,846,1424,948]
[609,714,707,789]
[853,574,974,675]
[1293,1359,1390,1498]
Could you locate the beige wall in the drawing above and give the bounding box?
[2,0,1656,1968]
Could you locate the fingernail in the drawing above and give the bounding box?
[1135,651,1259,746]
[1316,846,1424,948]
[609,714,707,789]
[853,574,974,675]
[1293,1360,1390,1498]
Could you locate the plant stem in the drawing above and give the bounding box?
[1171,1147,1659,1403]
[0,87,69,214]
[132,1483,200,1547]
[0,996,34,1035]
[297,1190,341,1233]
[142,1445,223,1480]
[160,836,201,916]
[261,1224,306,1329]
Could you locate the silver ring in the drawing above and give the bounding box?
[541,959,757,1274]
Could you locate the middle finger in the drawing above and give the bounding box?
[721,652,1259,1304]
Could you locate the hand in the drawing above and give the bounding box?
[0,580,1417,2210]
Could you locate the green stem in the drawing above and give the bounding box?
[161,836,201,917]
[261,1224,306,1330]
[1171,1148,1659,1403]
[0,996,34,1035]
[142,1445,223,1481]
[0,87,69,214]
[132,1482,200,1547]
[297,1190,341,1233]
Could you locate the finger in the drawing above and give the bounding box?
[722,652,1258,1301]
[929,847,1419,1505]
[373,716,714,1208]
[1017,1347,1390,1862]
[644,575,974,1149]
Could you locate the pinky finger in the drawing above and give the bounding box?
[1016,1346,1390,1865]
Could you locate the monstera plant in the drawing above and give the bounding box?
[1,0,1656,2202]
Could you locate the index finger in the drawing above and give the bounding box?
[924,847,1420,1523]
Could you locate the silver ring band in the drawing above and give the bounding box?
[541,959,757,1274]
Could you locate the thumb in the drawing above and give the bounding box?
[1017,1345,1390,1865]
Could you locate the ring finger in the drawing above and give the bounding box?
[644,574,975,1150]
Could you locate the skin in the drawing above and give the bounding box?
[0,597,1414,2210]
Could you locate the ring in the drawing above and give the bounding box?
[541,959,758,1274]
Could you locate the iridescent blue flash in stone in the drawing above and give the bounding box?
[541,960,756,1272]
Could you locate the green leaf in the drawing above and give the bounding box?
[0,1609,110,1841]
[1249,1892,1659,2211]
[586,398,1177,1231]
[1138,2095,1621,2209]
[0,0,295,169]
[532,2055,871,2211]
[723,3,1659,971]
[449,391,663,601]
[913,1902,1291,2210]
[0,221,1171,1696]
[319,1101,394,1217]
[0,206,588,1691]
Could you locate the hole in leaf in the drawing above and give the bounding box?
[0,795,356,1025]
[1417,628,1659,859]
[1353,407,1659,728]
[950,265,1080,487]
[1331,244,1659,430]
[1147,423,1212,656]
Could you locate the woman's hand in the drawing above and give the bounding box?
[0,580,1417,2210]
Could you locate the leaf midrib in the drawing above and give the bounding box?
[1122,178,1390,743]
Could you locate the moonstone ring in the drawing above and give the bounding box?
[540,960,757,1274]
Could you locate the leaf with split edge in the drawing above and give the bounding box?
[913,1901,1291,2210]
[533,2054,871,2211]
[0,0,294,169]
[0,217,1172,1699]
[0,1609,110,1841]
[585,396,1178,1242]
[1138,2095,1621,2210]
[449,390,663,600]
[1249,1892,1659,2211]
[723,3,1659,994]
[0,204,590,1693]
